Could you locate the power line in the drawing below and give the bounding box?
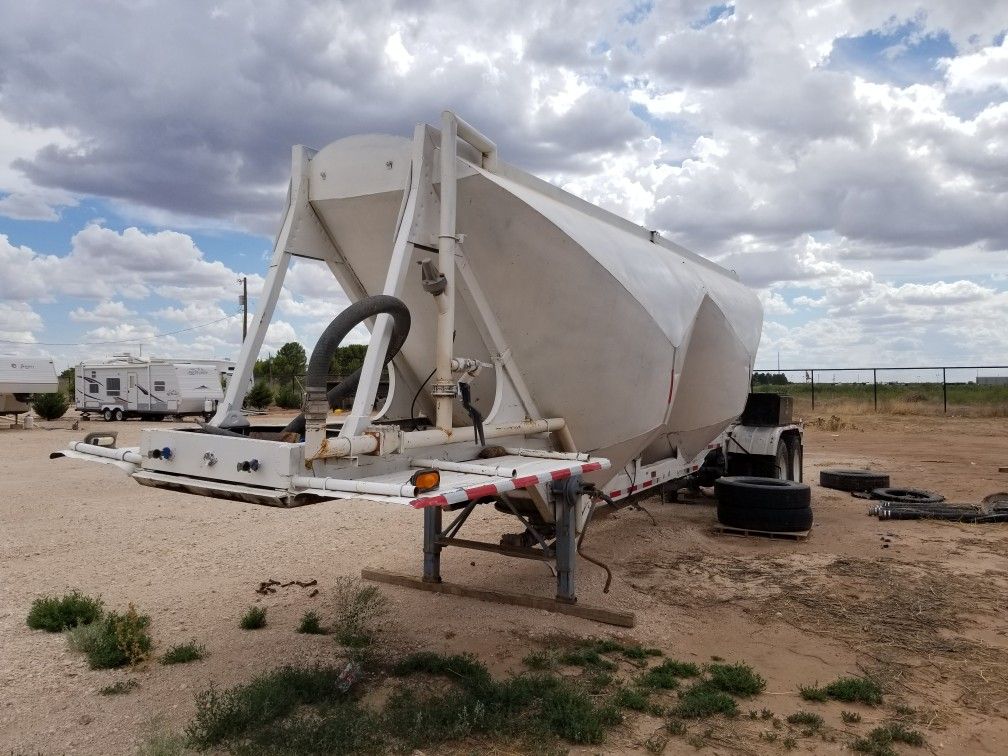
[0,314,241,346]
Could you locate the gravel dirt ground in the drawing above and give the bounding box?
[1,410,1006,754]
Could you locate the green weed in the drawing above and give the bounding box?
[297,610,325,635]
[672,681,738,719]
[160,641,205,665]
[68,604,151,669]
[100,679,139,695]
[706,662,766,696]
[26,591,103,632]
[332,577,388,647]
[240,606,267,630]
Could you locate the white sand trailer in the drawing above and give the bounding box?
[55,112,800,623]
[1,356,58,417]
[75,355,231,421]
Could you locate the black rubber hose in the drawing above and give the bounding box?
[283,295,411,436]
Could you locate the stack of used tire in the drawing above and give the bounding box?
[713,477,813,533]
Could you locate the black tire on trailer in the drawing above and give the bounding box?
[102,407,113,422]
[773,439,789,480]
[820,469,890,492]
[113,408,124,421]
[871,487,944,504]
[714,476,811,510]
[716,502,813,532]
[787,437,803,482]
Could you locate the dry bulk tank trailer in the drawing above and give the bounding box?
[53,112,802,626]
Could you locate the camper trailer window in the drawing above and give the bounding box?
[106,378,121,396]
[153,381,165,392]
[88,383,98,393]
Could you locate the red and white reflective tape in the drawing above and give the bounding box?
[410,460,609,509]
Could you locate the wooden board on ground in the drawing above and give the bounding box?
[713,524,810,540]
[361,568,636,628]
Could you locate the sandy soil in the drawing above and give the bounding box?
[1,410,1006,754]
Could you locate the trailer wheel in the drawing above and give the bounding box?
[102,408,113,422]
[714,476,811,510]
[113,408,124,421]
[786,437,803,482]
[820,469,889,492]
[717,502,813,533]
[871,487,944,505]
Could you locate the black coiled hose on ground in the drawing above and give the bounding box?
[201,295,410,438]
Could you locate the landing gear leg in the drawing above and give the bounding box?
[552,476,581,604]
[423,506,442,583]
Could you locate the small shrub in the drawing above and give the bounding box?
[842,710,862,724]
[243,381,273,409]
[522,650,555,670]
[852,722,925,755]
[31,392,69,420]
[297,610,325,635]
[799,683,829,702]
[612,686,660,714]
[672,681,738,719]
[69,604,151,669]
[27,591,103,631]
[240,606,267,630]
[782,735,798,750]
[824,676,883,706]
[274,385,302,410]
[707,662,766,696]
[641,659,700,689]
[160,641,206,665]
[100,679,139,695]
[559,647,617,671]
[787,710,824,729]
[332,577,388,647]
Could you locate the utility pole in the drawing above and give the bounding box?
[239,277,248,341]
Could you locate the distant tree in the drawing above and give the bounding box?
[32,392,69,420]
[753,372,790,386]
[58,367,75,399]
[244,381,273,409]
[330,344,368,378]
[253,356,273,381]
[272,342,307,389]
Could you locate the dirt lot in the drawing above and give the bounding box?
[1,410,1006,754]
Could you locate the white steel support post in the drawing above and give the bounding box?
[338,125,427,441]
[211,147,305,428]
[433,112,459,431]
[433,111,498,432]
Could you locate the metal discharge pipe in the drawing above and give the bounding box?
[68,441,143,465]
[292,475,417,498]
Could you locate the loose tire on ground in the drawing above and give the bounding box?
[714,476,811,510]
[871,487,944,504]
[820,469,890,492]
[716,502,813,532]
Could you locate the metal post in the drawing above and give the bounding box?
[552,476,580,604]
[942,368,947,413]
[241,276,248,341]
[810,369,815,410]
[423,506,443,583]
[873,368,877,412]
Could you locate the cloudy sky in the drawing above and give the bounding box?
[0,0,1005,375]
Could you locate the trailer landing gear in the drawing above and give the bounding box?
[363,474,635,627]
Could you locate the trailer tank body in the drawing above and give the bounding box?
[300,130,762,476]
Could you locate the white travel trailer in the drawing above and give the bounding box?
[0,356,58,417]
[75,355,233,421]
